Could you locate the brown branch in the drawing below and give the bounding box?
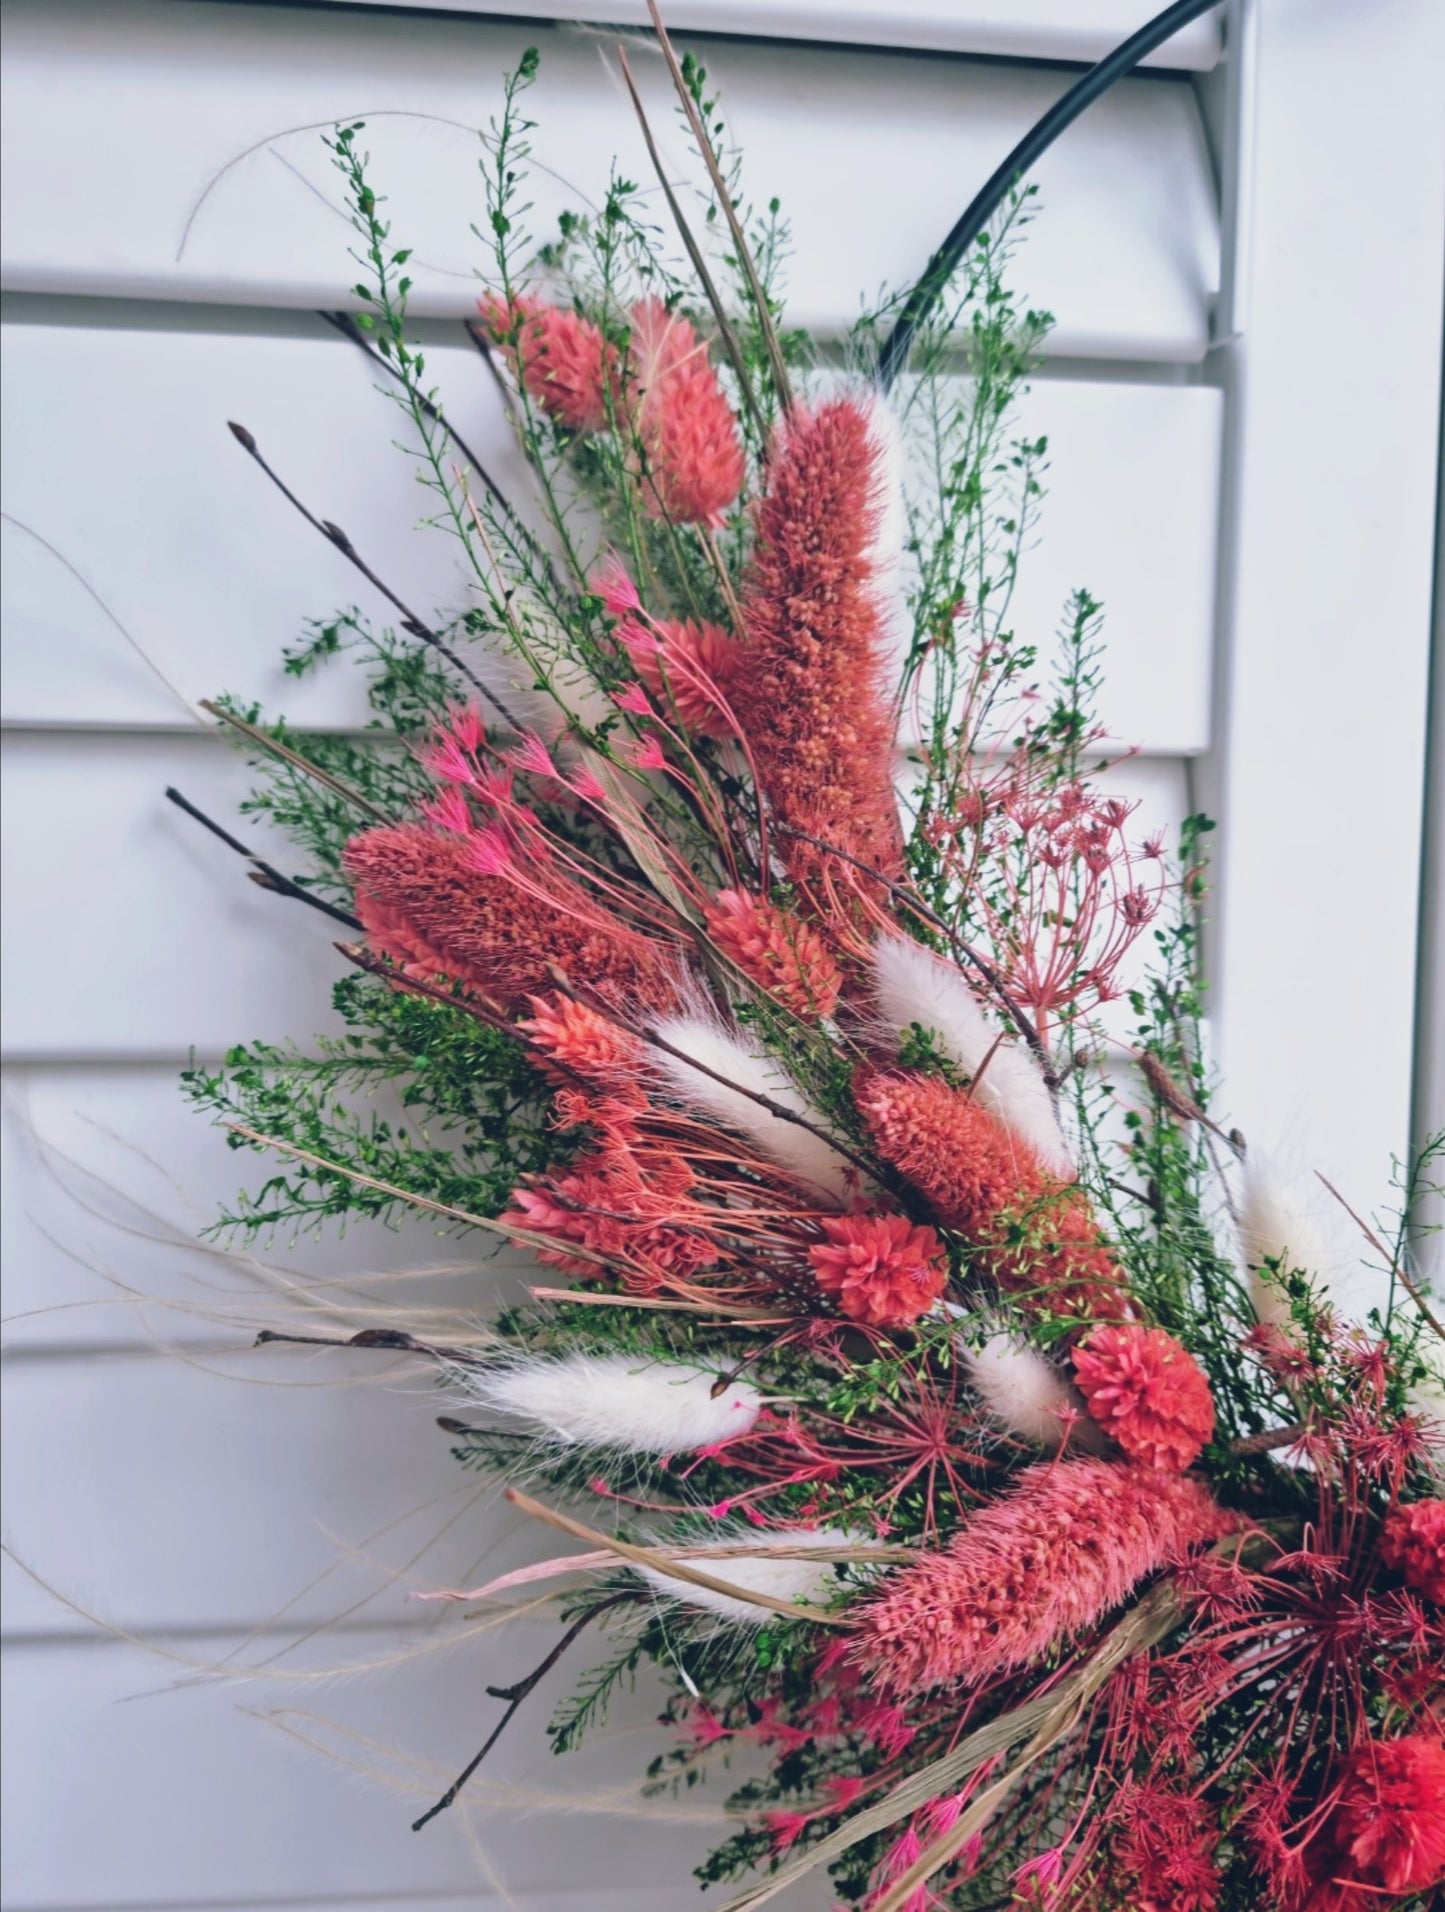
[1229,1422,1309,1458]
[165,786,362,929]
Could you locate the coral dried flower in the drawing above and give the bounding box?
[628,297,744,526]
[853,1066,1129,1320]
[1327,1733,1445,1897]
[857,1460,1231,1694]
[704,889,844,1019]
[478,292,613,433]
[1378,1497,1445,1602]
[619,615,741,738]
[518,993,647,1094]
[1072,1324,1216,1471]
[735,397,905,903]
[808,1213,947,1326]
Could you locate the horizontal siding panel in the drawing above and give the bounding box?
[0,734,1191,1059]
[0,1629,748,1910]
[1,1063,495,1352]
[0,311,1222,749]
[307,0,1225,68]
[0,1,1219,357]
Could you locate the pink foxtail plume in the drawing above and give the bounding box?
[857,1460,1231,1695]
[735,397,905,918]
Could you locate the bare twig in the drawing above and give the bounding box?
[165,786,362,928]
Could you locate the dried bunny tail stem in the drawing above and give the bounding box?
[646,1011,862,1205]
[873,934,1071,1173]
[462,1350,763,1454]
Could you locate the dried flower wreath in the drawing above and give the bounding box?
[168,4,1443,1908]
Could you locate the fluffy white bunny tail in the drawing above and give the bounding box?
[872,935,1072,1175]
[1238,1158,1357,1329]
[638,1527,862,1630]
[467,1352,762,1454]
[649,1013,855,1206]
[858,392,912,686]
[962,1330,1098,1451]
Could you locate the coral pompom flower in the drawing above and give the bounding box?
[627,297,745,526]
[478,292,614,433]
[1327,1734,1445,1897]
[1379,1496,1445,1602]
[1072,1323,1216,1470]
[808,1212,946,1326]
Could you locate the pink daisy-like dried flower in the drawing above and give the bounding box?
[704,889,844,1020]
[857,1460,1231,1695]
[1071,1323,1216,1471]
[808,1213,947,1326]
[478,293,614,433]
[1326,1733,1445,1897]
[853,1067,1129,1321]
[736,397,905,904]
[619,615,741,738]
[1378,1497,1445,1602]
[628,297,745,526]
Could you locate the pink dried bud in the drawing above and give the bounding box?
[627,298,744,526]
[622,616,741,738]
[1071,1323,1216,1471]
[704,888,844,1020]
[808,1212,947,1326]
[478,292,614,433]
[1379,1498,1445,1602]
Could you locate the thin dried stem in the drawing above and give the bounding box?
[165,786,363,929]
[199,700,389,822]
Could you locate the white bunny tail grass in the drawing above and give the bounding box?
[637,1527,864,1630]
[962,1329,1100,1452]
[1237,1157,1357,1329]
[872,935,1071,1175]
[467,1352,763,1454]
[649,1013,855,1206]
[858,391,911,683]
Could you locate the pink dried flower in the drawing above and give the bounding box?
[808,1213,947,1326]
[1325,1733,1445,1897]
[627,298,744,525]
[501,1147,718,1289]
[590,555,642,618]
[620,616,741,738]
[1071,1324,1216,1471]
[856,1461,1231,1694]
[517,993,646,1092]
[704,888,844,1019]
[343,823,680,1015]
[735,397,904,906]
[1379,1497,1445,1602]
[1114,1783,1221,1912]
[478,292,614,432]
[853,1067,1130,1321]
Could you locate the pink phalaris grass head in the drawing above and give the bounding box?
[619,615,741,738]
[735,396,905,904]
[855,1460,1231,1695]
[808,1213,947,1326]
[1379,1497,1445,1602]
[343,823,680,1015]
[1071,1324,1216,1471]
[627,297,744,525]
[852,1066,1130,1321]
[478,292,614,433]
[704,888,844,1020]
[1317,1733,1445,1900]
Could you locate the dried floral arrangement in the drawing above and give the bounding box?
[170,15,1445,1911]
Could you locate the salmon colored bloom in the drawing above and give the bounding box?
[478,293,614,433]
[857,1460,1230,1694]
[1072,1324,1216,1471]
[1379,1497,1445,1602]
[627,297,745,525]
[808,1213,947,1326]
[1326,1734,1445,1897]
[518,993,647,1097]
[853,1067,1129,1320]
[344,823,680,1015]
[735,398,904,903]
[704,889,844,1019]
[620,616,741,739]
[501,1147,718,1289]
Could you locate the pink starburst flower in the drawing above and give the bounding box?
[856,1461,1231,1694]
[1326,1733,1445,1897]
[704,889,844,1020]
[853,1067,1129,1321]
[343,823,680,1015]
[478,292,614,433]
[808,1213,947,1326]
[735,397,905,903]
[1379,1497,1445,1602]
[620,615,741,738]
[627,297,744,525]
[1071,1324,1216,1471]
[1114,1783,1222,1912]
